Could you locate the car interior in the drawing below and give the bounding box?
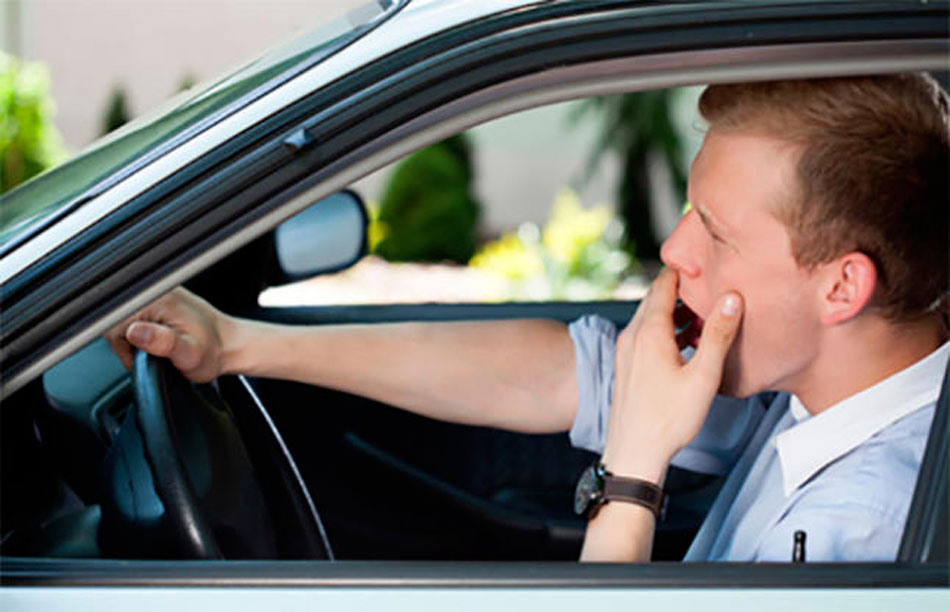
[4,195,945,564]
[1,75,948,567]
[0,190,722,563]
[0,250,725,562]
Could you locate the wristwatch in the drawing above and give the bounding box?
[574,461,665,521]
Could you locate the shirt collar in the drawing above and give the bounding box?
[775,341,950,497]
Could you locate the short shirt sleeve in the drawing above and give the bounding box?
[567,314,767,475]
[567,315,618,454]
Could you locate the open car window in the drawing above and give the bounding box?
[7,78,946,570]
[259,90,704,308]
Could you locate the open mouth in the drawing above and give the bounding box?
[677,301,705,349]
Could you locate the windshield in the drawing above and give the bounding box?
[0,0,401,249]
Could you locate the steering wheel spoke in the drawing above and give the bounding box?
[98,351,331,560]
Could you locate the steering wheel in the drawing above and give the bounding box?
[98,351,333,559]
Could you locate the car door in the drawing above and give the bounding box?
[184,0,950,566]
[2,0,948,606]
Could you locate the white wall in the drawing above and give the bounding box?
[13,0,360,149]
[6,0,700,236]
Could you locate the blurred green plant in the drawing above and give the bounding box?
[0,52,67,194]
[101,85,131,135]
[177,74,197,93]
[573,89,688,261]
[364,198,387,253]
[373,133,480,264]
[470,189,632,301]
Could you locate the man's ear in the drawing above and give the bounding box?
[817,252,878,326]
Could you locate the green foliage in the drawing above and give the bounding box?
[374,133,480,264]
[573,89,688,261]
[177,74,197,92]
[365,198,386,253]
[0,52,67,194]
[101,85,131,135]
[470,189,632,301]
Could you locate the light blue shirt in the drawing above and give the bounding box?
[568,315,946,562]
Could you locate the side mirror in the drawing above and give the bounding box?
[273,190,368,281]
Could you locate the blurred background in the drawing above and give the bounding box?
[1,0,705,305]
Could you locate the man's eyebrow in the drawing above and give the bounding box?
[693,202,722,233]
[694,202,737,246]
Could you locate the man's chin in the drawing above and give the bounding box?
[719,366,776,398]
[717,378,758,399]
[717,355,757,398]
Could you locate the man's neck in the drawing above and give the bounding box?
[789,313,947,415]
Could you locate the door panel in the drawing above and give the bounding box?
[246,301,717,561]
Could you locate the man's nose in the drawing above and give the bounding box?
[660,211,700,278]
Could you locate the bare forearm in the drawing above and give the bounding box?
[223,317,578,433]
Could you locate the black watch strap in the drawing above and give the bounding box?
[602,468,665,520]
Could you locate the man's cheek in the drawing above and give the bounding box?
[719,318,761,397]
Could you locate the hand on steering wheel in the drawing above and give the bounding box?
[98,351,332,560]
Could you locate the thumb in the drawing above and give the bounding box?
[690,292,743,381]
[126,320,208,379]
[126,321,184,361]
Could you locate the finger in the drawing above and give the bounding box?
[626,269,677,328]
[639,269,680,342]
[126,321,177,358]
[642,268,679,319]
[106,332,134,370]
[620,290,651,340]
[167,333,205,374]
[127,321,206,377]
[624,301,646,337]
[690,292,743,380]
[106,312,144,369]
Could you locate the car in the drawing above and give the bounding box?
[1,0,948,609]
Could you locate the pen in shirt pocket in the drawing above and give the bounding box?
[792,530,807,562]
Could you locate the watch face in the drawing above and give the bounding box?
[573,464,602,516]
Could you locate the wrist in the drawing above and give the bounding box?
[602,417,683,487]
[601,448,670,488]
[217,314,253,376]
[575,460,666,524]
